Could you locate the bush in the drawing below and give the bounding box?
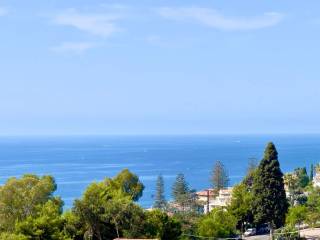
[274,226,299,240]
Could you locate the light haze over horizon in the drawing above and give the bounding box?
[1,0,320,135]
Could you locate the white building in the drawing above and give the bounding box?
[313,166,320,187]
[197,187,233,214]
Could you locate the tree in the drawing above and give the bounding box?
[108,168,145,201]
[153,175,167,210]
[228,183,253,234]
[284,173,303,206]
[0,174,57,232]
[211,161,229,191]
[71,169,147,240]
[243,158,258,188]
[252,142,288,232]
[145,210,182,240]
[197,208,237,238]
[172,173,189,207]
[294,167,309,188]
[310,164,314,182]
[15,198,66,240]
[286,205,307,230]
[305,187,320,227]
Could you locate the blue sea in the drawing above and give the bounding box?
[0,135,319,209]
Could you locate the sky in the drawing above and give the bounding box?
[0,0,320,135]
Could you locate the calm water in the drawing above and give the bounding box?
[0,135,319,209]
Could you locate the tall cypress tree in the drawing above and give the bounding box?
[153,174,167,210]
[252,142,288,229]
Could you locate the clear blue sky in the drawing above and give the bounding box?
[1,0,320,135]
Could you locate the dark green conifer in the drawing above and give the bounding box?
[252,142,288,229]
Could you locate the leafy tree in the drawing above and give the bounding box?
[305,187,320,227]
[294,167,309,188]
[252,142,288,230]
[71,169,147,240]
[107,168,145,201]
[173,212,199,240]
[286,205,307,236]
[72,181,114,240]
[153,174,167,210]
[62,211,84,240]
[0,174,57,232]
[228,183,253,234]
[104,197,146,239]
[211,161,229,191]
[145,210,182,240]
[15,198,66,240]
[197,208,237,238]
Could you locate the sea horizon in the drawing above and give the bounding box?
[0,134,319,209]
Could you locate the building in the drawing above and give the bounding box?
[196,187,233,214]
[196,189,216,202]
[313,165,320,187]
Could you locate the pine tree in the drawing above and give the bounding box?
[252,142,288,230]
[310,164,314,182]
[172,173,189,206]
[211,160,229,191]
[153,174,167,210]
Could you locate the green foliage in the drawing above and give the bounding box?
[0,174,57,232]
[171,173,191,208]
[284,173,306,206]
[173,212,200,239]
[153,174,167,210]
[109,168,145,201]
[252,142,289,228]
[0,232,28,240]
[15,198,66,240]
[310,164,314,182]
[286,205,307,227]
[211,160,229,191]
[70,169,148,239]
[145,210,181,240]
[294,167,309,189]
[274,226,299,240]
[228,183,253,232]
[62,211,84,240]
[305,187,320,227]
[243,158,258,188]
[197,208,237,238]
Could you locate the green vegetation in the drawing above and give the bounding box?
[153,174,167,210]
[197,208,237,238]
[0,170,181,240]
[252,142,289,229]
[211,160,229,191]
[1,142,320,239]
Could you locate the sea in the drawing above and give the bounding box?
[0,134,319,209]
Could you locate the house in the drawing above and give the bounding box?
[195,189,216,202]
[197,187,233,214]
[313,165,320,187]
